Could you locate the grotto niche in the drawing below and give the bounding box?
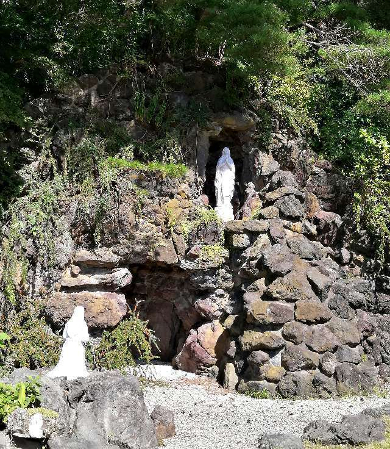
[203,140,246,218]
[126,264,202,362]
[215,147,235,222]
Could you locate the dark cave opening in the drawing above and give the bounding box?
[204,140,246,217]
[126,264,202,362]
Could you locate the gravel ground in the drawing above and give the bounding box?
[144,379,390,449]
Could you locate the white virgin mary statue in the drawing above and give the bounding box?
[215,147,235,222]
[47,306,89,380]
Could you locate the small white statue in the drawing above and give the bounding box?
[47,306,89,380]
[215,147,235,222]
[28,413,44,439]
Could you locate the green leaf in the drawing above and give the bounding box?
[18,383,26,408]
[0,332,10,341]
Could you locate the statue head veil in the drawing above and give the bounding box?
[65,306,89,340]
[217,147,234,169]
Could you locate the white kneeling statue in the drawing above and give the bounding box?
[215,147,235,222]
[48,306,89,380]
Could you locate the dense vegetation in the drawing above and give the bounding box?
[1,1,389,252]
[0,1,389,369]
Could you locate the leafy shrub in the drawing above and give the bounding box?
[267,69,319,136]
[0,377,40,422]
[180,206,223,242]
[318,87,390,259]
[0,333,10,350]
[200,244,228,266]
[366,0,390,29]
[134,132,186,165]
[66,136,106,184]
[154,0,291,78]
[1,304,61,371]
[172,99,210,129]
[353,129,390,259]
[89,309,159,371]
[134,88,168,129]
[0,0,145,91]
[91,120,134,156]
[0,148,25,219]
[244,388,271,399]
[1,174,65,304]
[319,41,390,92]
[0,72,25,130]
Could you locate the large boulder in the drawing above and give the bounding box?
[257,206,280,219]
[295,300,332,324]
[313,210,342,246]
[326,317,362,346]
[268,219,286,244]
[3,370,158,449]
[240,330,286,352]
[243,220,269,233]
[45,291,127,330]
[281,344,319,372]
[3,369,71,436]
[212,111,255,132]
[245,350,271,380]
[327,279,376,316]
[194,289,234,320]
[335,362,378,394]
[286,234,323,260]
[264,187,304,203]
[260,365,286,383]
[51,372,157,448]
[305,325,340,353]
[256,153,280,176]
[303,413,386,445]
[153,239,179,264]
[274,195,304,219]
[306,267,331,297]
[278,371,314,398]
[267,270,317,303]
[269,171,299,190]
[77,74,99,89]
[320,352,338,377]
[261,244,296,276]
[7,408,58,441]
[174,321,230,373]
[312,371,338,398]
[60,267,132,290]
[73,249,121,267]
[246,299,294,326]
[335,345,364,364]
[282,322,308,345]
[377,292,390,314]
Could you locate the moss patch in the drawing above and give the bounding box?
[28,407,59,419]
[104,157,188,178]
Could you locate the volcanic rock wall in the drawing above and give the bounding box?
[42,149,390,397]
[6,69,390,397]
